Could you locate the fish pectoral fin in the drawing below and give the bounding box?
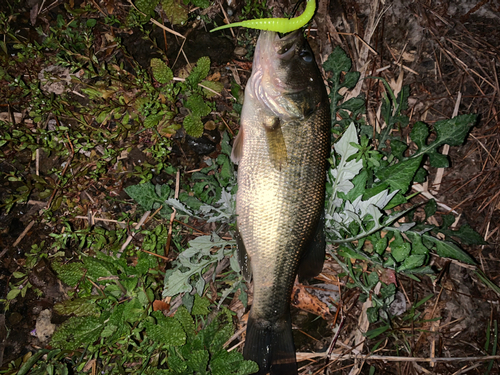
[298,213,326,281]
[231,127,244,164]
[234,225,252,282]
[264,117,288,170]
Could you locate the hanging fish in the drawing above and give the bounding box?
[232,29,330,375]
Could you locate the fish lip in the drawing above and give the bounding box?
[252,30,306,93]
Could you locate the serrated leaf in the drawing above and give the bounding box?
[175,305,196,338]
[54,297,101,316]
[390,139,407,161]
[186,349,209,373]
[323,46,352,76]
[398,254,426,272]
[125,182,159,210]
[52,261,85,286]
[50,316,104,350]
[411,115,476,162]
[423,234,476,264]
[192,294,210,315]
[161,0,188,25]
[186,94,211,117]
[134,0,160,16]
[188,56,211,87]
[343,71,360,89]
[84,257,117,281]
[145,313,186,346]
[151,58,173,83]
[144,113,163,129]
[237,360,260,375]
[375,156,422,193]
[183,114,204,138]
[340,97,364,112]
[163,268,194,296]
[201,80,224,98]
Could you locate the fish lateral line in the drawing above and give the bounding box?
[210,0,316,33]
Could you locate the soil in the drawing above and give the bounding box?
[1,0,500,374]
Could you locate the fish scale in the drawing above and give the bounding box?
[231,30,330,374]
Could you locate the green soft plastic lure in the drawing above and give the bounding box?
[210,0,315,33]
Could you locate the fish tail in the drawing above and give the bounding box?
[244,311,297,375]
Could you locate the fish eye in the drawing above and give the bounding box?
[300,50,313,63]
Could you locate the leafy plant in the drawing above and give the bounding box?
[323,46,481,323]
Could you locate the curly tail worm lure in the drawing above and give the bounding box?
[210,0,315,33]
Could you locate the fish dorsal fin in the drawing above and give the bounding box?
[231,127,244,164]
[264,117,288,170]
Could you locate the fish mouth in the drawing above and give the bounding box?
[252,30,306,93]
[254,30,302,63]
[249,30,309,119]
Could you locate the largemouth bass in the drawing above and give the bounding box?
[231,30,331,374]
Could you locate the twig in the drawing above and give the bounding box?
[296,352,500,363]
[117,211,151,258]
[12,220,35,247]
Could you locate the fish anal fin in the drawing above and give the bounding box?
[231,127,244,164]
[263,117,288,170]
[244,311,297,375]
[234,225,252,281]
[298,214,326,281]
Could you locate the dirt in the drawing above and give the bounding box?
[1,0,500,374]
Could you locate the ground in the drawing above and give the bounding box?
[0,0,499,374]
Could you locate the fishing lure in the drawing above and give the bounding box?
[210,0,315,33]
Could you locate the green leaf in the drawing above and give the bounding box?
[398,254,426,272]
[366,306,379,323]
[52,261,85,286]
[144,113,163,129]
[447,224,487,245]
[125,181,164,211]
[54,296,101,316]
[424,199,437,218]
[175,305,196,338]
[134,0,160,16]
[188,56,211,87]
[186,349,209,373]
[323,46,352,76]
[145,312,186,346]
[51,316,104,350]
[423,234,476,265]
[343,71,360,89]
[183,114,204,138]
[7,288,21,300]
[161,0,189,25]
[83,257,117,281]
[237,360,259,375]
[191,0,210,8]
[151,58,173,83]
[201,80,224,98]
[340,96,365,113]
[375,156,422,192]
[192,294,211,316]
[186,94,211,117]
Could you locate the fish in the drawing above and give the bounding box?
[231,30,331,375]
